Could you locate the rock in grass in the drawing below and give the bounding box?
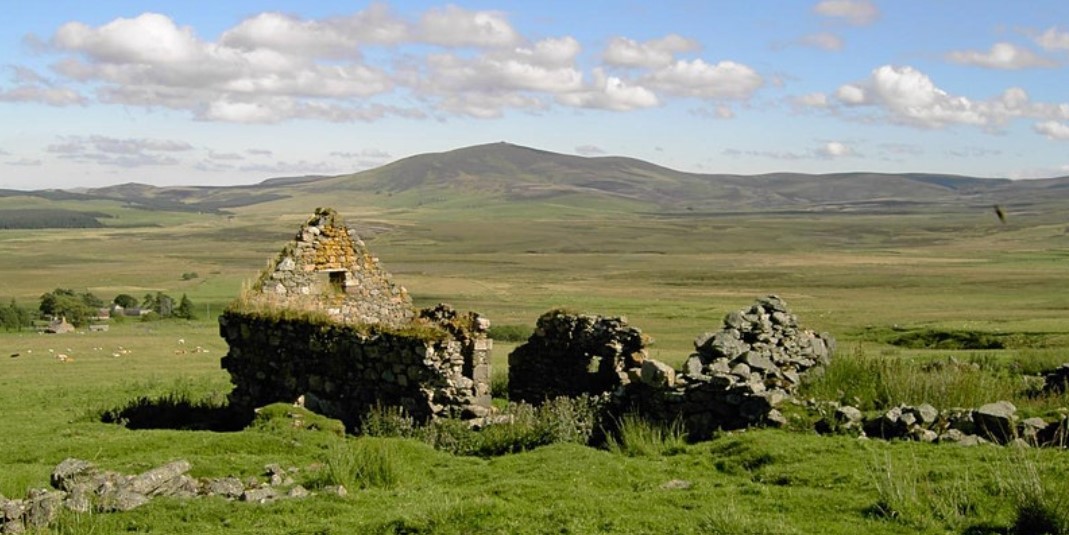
[973,401,1017,444]
[128,460,192,496]
[51,458,97,491]
[205,477,245,499]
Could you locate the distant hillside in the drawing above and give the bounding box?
[11,142,1067,217]
[0,208,111,229]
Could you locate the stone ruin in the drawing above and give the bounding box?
[508,295,836,440]
[252,207,414,326]
[220,208,492,428]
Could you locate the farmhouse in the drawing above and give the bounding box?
[219,208,493,428]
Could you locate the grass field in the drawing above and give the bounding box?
[2,196,1068,533]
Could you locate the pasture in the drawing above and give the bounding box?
[2,198,1069,533]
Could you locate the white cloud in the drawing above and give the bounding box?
[946,42,1057,69]
[5,158,42,166]
[44,135,192,167]
[829,65,1069,138]
[1034,121,1069,140]
[835,84,866,105]
[0,66,86,106]
[17,8,763,122]
[813,0,880,26]
[557,69,659,111]
[0,85,85,106]
[575,145,606,156]
[644,59,763,100]
[603,34,700,68]
[794,92,830,108]
[418,5,519,48]
[208,151,244,161]
[818,141,853,158]
[1032,27,1069,51]
[798,32,844,51]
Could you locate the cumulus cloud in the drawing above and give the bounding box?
[644,59,763,100]
[603,34,700,68]
[813,0,880,25]
[1032,27,1069,51]
[946,42,1057,69]
[798,32,844,51]
[418,5,519,48]
[830,65,1069,131]
[556,69,659,111]
[12,7,765,122]
[1034,121,1069,140]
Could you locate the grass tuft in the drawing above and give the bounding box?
[604,412,688,457]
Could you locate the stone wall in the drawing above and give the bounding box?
[220,304,491,427]
[507,296,835,439]
[508,310,647,404]
[251,207,413,327]
[220,208,491,427]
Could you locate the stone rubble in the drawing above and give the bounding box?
[814,399,1069,447]
[0,459,316,534]
[508,295,836,440]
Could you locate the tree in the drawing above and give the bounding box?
[38,288,94,327]
[113,294,138,308]
[175,294,196,320]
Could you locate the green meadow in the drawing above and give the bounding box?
[2,193,1069,533]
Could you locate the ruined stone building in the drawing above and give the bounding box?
[220,208,492,428]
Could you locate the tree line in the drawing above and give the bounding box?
[34,288,198,328]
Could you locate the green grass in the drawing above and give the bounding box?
[3,196,1069,533]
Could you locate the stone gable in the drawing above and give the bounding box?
[252,207,414,327]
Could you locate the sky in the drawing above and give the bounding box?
[1,0,1068,190]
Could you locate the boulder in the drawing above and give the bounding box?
[973,401,1017,444]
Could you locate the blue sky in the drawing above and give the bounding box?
[1,0,1068,189]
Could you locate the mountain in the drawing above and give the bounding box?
[37,142,1069,215]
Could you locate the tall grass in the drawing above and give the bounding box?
[311,438,398,491]
[801,345,1069,413]
[867,453,978,532]
[604,412,688,457]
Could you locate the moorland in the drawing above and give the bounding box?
[2,143,1069,534]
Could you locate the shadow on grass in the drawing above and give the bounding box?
[100,393,254,432]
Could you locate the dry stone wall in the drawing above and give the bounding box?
[507,296,835,439]
[221,305,492,427]
[508,311,646,404]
